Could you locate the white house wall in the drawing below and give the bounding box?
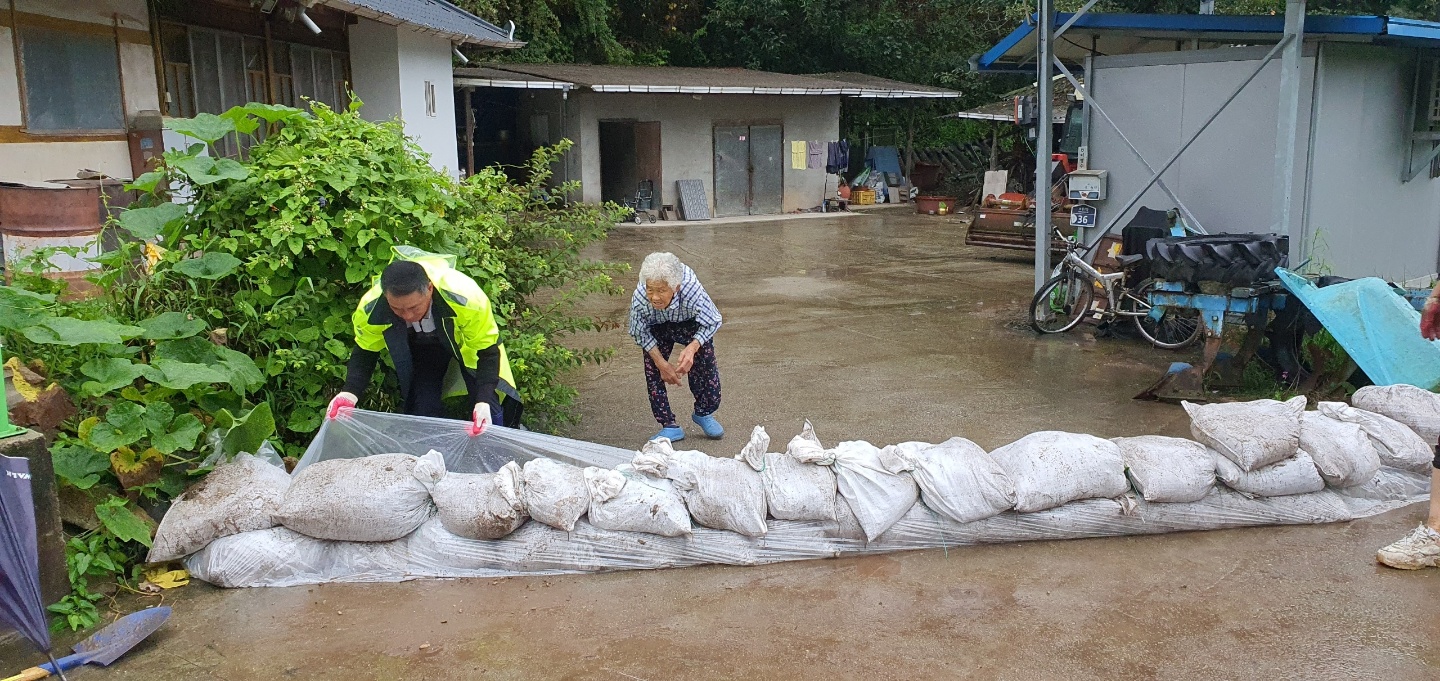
[1087,46,1314,249]
[1303,43,1440,283]
[0,0,158,181]
[349,18,460,177]
[561,91,839,213]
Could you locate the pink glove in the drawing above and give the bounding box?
[467,403,492,437]
[326,392,357,420]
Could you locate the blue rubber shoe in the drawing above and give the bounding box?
[691,413,724,439]
[653,426,685,443]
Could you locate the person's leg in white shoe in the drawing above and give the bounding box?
[1377,465,1440,569]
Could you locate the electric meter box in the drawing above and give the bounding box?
[1067,169,1108,201]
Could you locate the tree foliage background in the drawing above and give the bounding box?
[455,0,1439,147]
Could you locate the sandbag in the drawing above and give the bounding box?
[1214,450,1325,497]
[1318,401,1433,473]
[831,440,919,542]
[1298,411,1381,488]
[583,465,692,537]
[634,438,768,536]
[149,453,292,562]
[737,425,837,522]
[1111,436,1215,503]
[521,457,590,531]
[431,461,528,540]
[1183,396,1305,471]
[878,438,1015,524]
[275,451,444,542]
[184,527,332,588]
[1351,384,1440,446]
[988,431,1128,512]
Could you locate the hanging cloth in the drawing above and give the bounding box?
[806,141,824,170]
[790,141,807,170]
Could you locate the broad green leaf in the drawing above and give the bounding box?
[218,402,275,458]
[220,107,261,136]
[288,407,322,434]
[140,358,230,390]
[151,413,203,455]
[140,401,175,436]
[225,102,304,124]
[196,390,242,416]
[0,285,55,331]
[138,311,206,340]
[95,497,153,547]
[153,337,215,364]
[172,155,249,185]
[78,357,145,397]
[324,338,348,358]
[165,113,236,144]
[87,402,146,452]
[116,203,186,240]
[213,346,265,395]
[124,171,166,193]
[173,252,242,280]
[51,445,110,490]
[23,317,144,346]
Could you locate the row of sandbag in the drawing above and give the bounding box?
[1182,390,1437,500]
[182,466,1430,588]
[153,383,1436,565]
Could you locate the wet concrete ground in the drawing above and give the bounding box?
[4,211,1437,679]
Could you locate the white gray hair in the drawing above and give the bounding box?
[639,252,683,288]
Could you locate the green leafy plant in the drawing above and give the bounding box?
[4,99,623,631]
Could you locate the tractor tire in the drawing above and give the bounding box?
[1144,234,1289,287]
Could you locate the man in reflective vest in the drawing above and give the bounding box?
[326,247,521,434]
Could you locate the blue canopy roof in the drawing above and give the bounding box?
[977,13,1440,71]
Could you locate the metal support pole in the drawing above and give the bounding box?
[1034,1,1054,291]
[1273,0,1306,242]
[1091,35,1292,241]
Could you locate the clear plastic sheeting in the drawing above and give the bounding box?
[186,469,1430,587]
[296,409,635,474]
[184,410,1432,588]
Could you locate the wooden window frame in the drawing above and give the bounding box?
[11,17,128,136]
[156,20,350,120]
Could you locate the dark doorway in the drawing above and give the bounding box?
[599,120,661,205]
[713,124,783,217]
[458,87,526,178]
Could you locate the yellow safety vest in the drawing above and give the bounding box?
[351,246,519,410]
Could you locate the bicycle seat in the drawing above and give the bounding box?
[1116,253,1146,268]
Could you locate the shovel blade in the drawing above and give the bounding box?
[73,606,172,666]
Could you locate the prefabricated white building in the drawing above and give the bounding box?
[979,13,1440,283]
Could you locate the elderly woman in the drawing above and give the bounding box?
[628,252,724,442]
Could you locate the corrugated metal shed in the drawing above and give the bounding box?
[323,0,524,47]
[454,66,570,90]
[947,77,1074,123]
[465,64,959,97]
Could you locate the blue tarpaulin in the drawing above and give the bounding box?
[0,453,50,652]
[865,146,903,178]
[1277,269,1440,389]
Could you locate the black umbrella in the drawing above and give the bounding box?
[0,454,54,658]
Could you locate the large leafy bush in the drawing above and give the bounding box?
[1,101,623,629]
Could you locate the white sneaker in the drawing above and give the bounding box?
[1376,525,1440,570]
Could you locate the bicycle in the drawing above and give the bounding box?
[1028,228,1203,349]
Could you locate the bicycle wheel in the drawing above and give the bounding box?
[1029,270,1094,334]
[1127,279,1203,349]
